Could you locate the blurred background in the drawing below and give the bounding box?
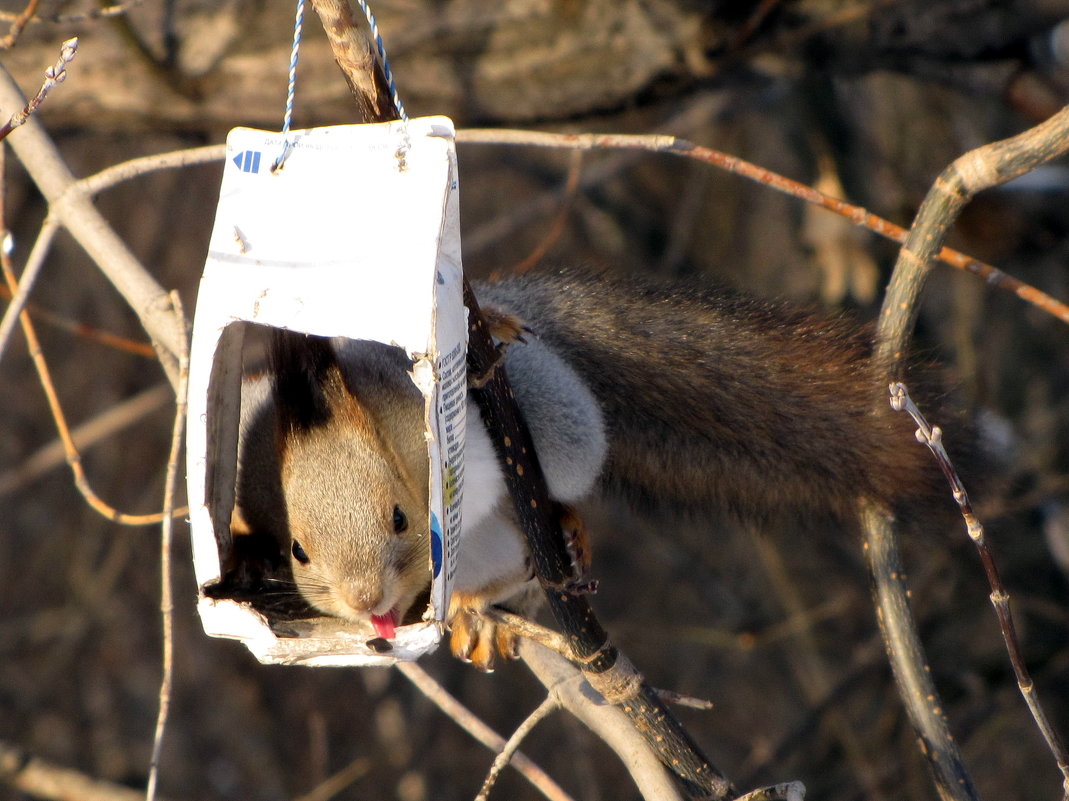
[2,1,1069,799]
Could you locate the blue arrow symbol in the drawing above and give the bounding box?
[232,150,262,173]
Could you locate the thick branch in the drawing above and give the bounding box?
[307,0,396,122]
[0,63,185,388]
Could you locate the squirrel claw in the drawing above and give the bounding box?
[448,591,523,671]
[558,504,593,584]
[449,608,497,672]
[468,308,531,388]
[483,308,528,344]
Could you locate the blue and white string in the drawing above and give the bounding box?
[274,0,305,170]
[274,0,409,170]
[355,0,408,122]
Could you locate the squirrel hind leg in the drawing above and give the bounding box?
[503,335,608,502]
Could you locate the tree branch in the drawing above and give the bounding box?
[0,63,186,387]
[864,102,1069,801]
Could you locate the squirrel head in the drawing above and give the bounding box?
[271,331,430,634]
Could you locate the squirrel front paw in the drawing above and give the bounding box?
[448,591,520,672]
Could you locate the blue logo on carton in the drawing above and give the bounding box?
[430,512,443,578]
[233,150,262,173]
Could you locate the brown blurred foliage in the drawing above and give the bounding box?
[2,1,1069,800]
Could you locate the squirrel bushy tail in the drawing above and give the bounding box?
[477,269,952,522]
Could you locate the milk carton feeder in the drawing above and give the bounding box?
[185,118,466,666]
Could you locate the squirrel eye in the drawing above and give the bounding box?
[291,539,310,565]
[392,505,408,534]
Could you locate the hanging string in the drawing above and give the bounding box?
[354,0,408,122]
[273,0,306,170]
[273,0,408,171]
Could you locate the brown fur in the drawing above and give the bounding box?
[477,269,949,522]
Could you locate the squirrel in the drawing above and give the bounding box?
[231,268,951,669]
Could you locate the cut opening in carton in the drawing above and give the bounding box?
[198,321,439,647]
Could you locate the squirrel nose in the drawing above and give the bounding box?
[338,581,383,614]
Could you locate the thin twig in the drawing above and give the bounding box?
[145,293,188,801]
[0,259,186,525]
[747,526,888,801]
[0,382,172,497]
[0,0,144,25]
[507,149,584,276]
[0,0,40,50]
[291,757,372,801]
[0,738,172,801]
[476,695,560,801]
[651,688,715,711]
[77,144,226,197]
[0,37,77,140]
[875,103,1069,365]
[0,281,157,356]
[0,218,58,363]
[733,781,807,801]
[864,103,1069,801]
[457,128,1069,327]
[520,641,684,801]
[461,95,729,258]
[395,662,575,801]
[890,383,1069,798]
[0,63,187,386]
[482,609,573,656]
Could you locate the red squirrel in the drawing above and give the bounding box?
[231,268,947,669]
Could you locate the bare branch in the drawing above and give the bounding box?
[0,0,41,50]
[291,757,372,801]
[0,0,145,25]
[733,782,807,801]
[457,127,1069,328]
[520,641,685,801]
[307,0,396,122]
[0,63,187,386]
[861,102,1069,801]
[0,37,75,139]
[395,662,575,801]
[78,145,226,196]
[891,383,1069,797]
[0,738,173,801]
[0,218,59,362]
[476,695,560,801]
[146,293,189,801]
[0,280,157,357]
[876,103,1069,365]
[0,254,187,525]
[859,500,978,801]
[0,383,172,497]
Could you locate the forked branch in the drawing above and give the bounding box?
[866,102,1069,801]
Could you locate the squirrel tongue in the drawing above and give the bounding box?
[371,611,396,639]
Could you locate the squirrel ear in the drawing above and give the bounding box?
[270,330,353,433]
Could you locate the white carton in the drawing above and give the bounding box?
[185,118,466,666]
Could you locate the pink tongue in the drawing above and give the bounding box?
[371,612,396,639]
